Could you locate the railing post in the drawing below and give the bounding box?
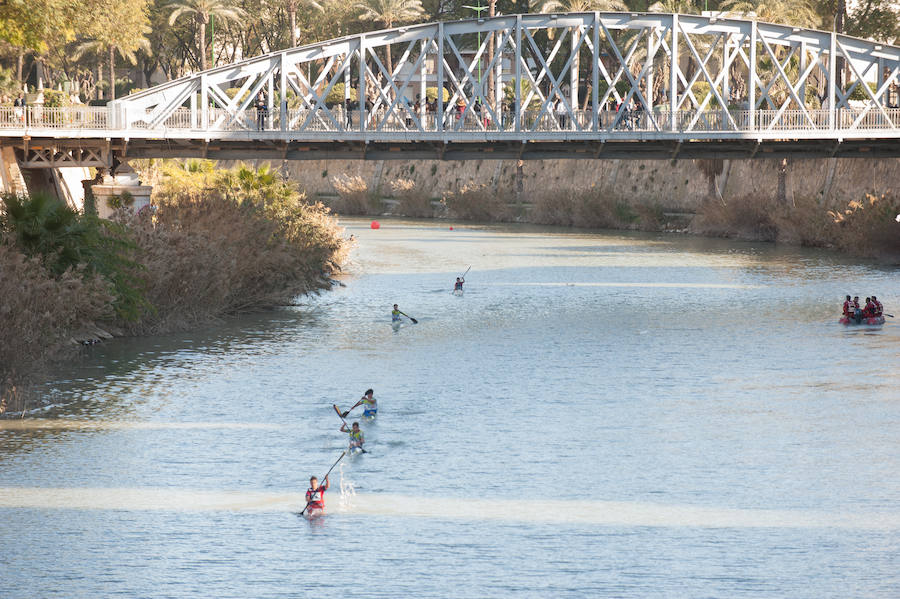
[420,38,427,127]
[190,89,198,129]
[592,12,599,132]
[670,14,678,131]
[437,22,444,134]
[280,52,288,131]
[201,73,209,130]
[359,35,367,134]
[829,30,836,130]
[749,20,756,131]
[267,71,274,130]
[514,14,521,133]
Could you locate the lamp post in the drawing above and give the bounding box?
[463,2,488,85]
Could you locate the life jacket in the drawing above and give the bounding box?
[348,429,364,447]
[362,397,377,415]
[392,309,401,321]
[842,301,852,316]
[306,481,328,509]
[874,300,883,316]
[864,301,875,317]
[454,280,463,290]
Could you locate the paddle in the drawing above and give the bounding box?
[299,451,346,516]
[337,396,366,418]
[399,311,417,324]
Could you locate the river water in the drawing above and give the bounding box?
[2,218,899,598]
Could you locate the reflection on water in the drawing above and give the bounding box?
[2,218,899,598]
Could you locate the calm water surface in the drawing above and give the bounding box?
[2,218,899,598]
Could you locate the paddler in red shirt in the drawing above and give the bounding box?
[863,297,875,318]
[842,295,853,318]
[305,475,330,515]
[872,296,883,316]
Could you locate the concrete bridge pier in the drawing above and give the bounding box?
[89,160,152,219]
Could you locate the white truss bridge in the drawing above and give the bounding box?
[3,12,900,167]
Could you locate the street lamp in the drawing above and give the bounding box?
[463,2,488,84]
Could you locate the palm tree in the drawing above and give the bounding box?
[286,0,324,48]
[353,0,425,85]
[74,0,152,100]
[166,0,247,72]
[720,0,819,29]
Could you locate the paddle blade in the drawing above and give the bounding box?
[333,404,344,419]
[409,317,418,324]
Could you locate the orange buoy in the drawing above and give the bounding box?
[371,220,380,229]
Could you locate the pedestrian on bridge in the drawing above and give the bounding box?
[256,91,268,130]
[13,93,25,123]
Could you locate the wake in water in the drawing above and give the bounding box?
[4,487,897,530]
[337,463,357,511]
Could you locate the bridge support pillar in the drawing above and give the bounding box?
[91,162,152,219]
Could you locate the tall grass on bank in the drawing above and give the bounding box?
[531,186,665,231]
[442,183,512,222]
[126,161,349,333]
[692,193,900,260]
[1,162,348,404]
[0,243,113,413]
[390,178,435,217]
[331,174,374,215]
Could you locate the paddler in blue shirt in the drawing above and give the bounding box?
[340,421,365,452]
[341,389,376,419]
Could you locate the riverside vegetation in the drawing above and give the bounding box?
[328,169,900,261]
[0,161,349,413]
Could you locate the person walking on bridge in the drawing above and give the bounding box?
[256,91,268,130]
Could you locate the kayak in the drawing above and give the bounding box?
[452,288,464,296]
[349,445,366,456]
[840,315,885,325]
[302,507,325,520]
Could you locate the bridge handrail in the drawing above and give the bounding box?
[3,105,900,135]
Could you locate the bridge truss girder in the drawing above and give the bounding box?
[112,12,900,141]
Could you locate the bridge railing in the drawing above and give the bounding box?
[2,105,899,135]
[0,106,109,129]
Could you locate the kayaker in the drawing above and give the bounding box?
[872,296,883,316]
[454,277,464,291]
[340,421,365,451]
[392,304,417,324]
[341,389,376,418]
[305,475,329,514]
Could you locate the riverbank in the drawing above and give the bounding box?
[283,157,900,261]
[0,162,350,414]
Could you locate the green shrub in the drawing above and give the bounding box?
[426,87,449,102]
[325,83,358,106]
[41,89,70,107]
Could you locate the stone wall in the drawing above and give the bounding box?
[279,156,900,214]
